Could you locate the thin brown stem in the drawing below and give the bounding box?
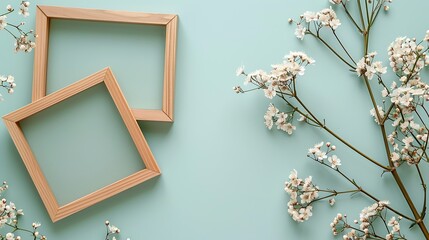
[341,2,363,33]
[295,94,390,170]
[308,31,355,69]
[332,29,356,65]
[416,164,427,220]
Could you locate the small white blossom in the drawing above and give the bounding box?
[263,87,276,99]
[0,16,7,30]
[295,24,306,40]
[235,66,245,76]
[370,105,385,124]
[302,11,317,23]
[328,155,341,168]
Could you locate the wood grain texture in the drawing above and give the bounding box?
[6,69,105,122]
[32,6,50,101]
[2,119,60,220]
[4,68,161,222]
[38,5,175,25]
[162,16,178,122]
[32,5,178,122]
[104,68,160,172]
[54,169,160,222]
[132,109,173,122]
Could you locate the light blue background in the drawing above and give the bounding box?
[1,0,429,239]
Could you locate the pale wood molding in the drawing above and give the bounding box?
[32,6,178,122]
[5,68,161,222]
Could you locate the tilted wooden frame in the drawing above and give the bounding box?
[32,6,178,122]
[3,68,161,222]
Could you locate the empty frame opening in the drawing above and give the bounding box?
[47,19,166,110]
[20,83,146,206]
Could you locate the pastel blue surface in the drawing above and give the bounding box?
[1,0,429,239]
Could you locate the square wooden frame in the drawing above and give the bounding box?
[32,6,178,122]
[3,68,161,222]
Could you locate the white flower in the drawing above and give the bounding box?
[295,24,306,40]
[402,136,414,149]
[303,11,317,22]
[328,155,341,168]
[266,104,278,117]
[329,198,336,206]
[5,233,14,240]
[373,61,387,74]
[236,66,244,76]
[32,222,41,229]
[281,123,296,135]
[329,0,342,4]
[264,114,273,129]
[425,30,429,42]
[315,150,327,161]
[382,88,389,97]
[370,105,385,124]
[15,35,36,52]
[19,2,30,17]
[263,87,276,99]
[288,169,301,187]
[108,224,120,233]
[297,114,306,122]
[329,18,341,30]
[0,16,7,30]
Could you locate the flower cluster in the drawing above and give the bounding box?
[14,34,36,53]
[1,75,16,94]
[388,36,429,77]
[355,52,387,80]
[235,52,315,135]
[284,170,319,222]
[235,0,429,239]
[372,32,429,167]
[292,7,341,40]
[330,202,405,240]
[1,1,36,101]
[236,51,314,98]
[308,142,341,169]
[263,104,296,134]
[0,182,47,240]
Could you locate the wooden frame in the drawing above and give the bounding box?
[3,68,161,222]
[32,6,178,122]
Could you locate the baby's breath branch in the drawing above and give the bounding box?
[381,53,426,125]
[295,93,390,170]
[347,225,386,240]
[310,189,361,205]
[3,27,17,39]
[307,31,355,69]
[361,27,429,240]
[0,10,13,17]
[313,158,415,223]
[380,212,391,234]
[362,76,391,161]
[5,223,35,234]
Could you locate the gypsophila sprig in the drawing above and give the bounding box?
[104,221,130,240]
[0,1,36,101]
[0,182,47,240]
[234,0,429,239]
